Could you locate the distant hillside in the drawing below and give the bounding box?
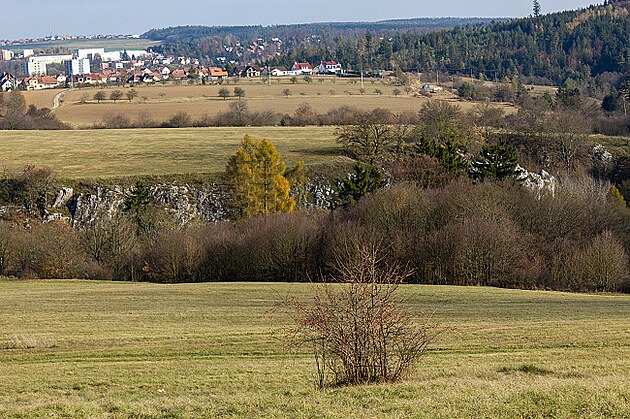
[146,2,630,94]
[142,18,500,43]
[143,18,503,67]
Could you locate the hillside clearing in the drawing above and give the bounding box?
[0,281,628,417]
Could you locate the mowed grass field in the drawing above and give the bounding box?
[23,79,516,127]
[0,127,345,179]
[0,281,628,417]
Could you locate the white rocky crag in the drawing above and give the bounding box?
[592,143,613,164]
[151,183,230,224]
[41,181,338,227]
[516,166,556,198]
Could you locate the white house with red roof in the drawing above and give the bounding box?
[22,76,59,90]
[291,62,313,75]
[318,61,342,74]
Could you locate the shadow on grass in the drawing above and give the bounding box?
[498,364,553,376]
[291,147,343,156]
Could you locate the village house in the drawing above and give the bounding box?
[0,72,17,91]
[160,66,171,79]
[71,73,106,85]
[22,75,59,90]
[291,62,313,75]
[105,70,126,84]
[170,68,188,81]
[318,61,342,74]
[209,67,228,80]
[56,74,67,85]
[234,65,261,78]
[261,66,288,77]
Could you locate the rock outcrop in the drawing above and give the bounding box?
[40,180,338,228]
[517,167,556,198]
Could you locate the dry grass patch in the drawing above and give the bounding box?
[31,81,516,127]
[0,126,346,179]
[0,281,628,417]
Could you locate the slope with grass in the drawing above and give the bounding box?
[0,126,344,179]
[0,281,628,417]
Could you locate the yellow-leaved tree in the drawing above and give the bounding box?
[225,134,296,217]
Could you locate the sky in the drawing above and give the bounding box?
[1,1,605,39]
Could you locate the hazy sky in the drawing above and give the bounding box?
[1,1,604,39]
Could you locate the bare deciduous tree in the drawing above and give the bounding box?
[335,108,402,164]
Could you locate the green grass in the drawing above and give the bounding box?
[592,134,630,157]
[0,281,628,417]
[0,127,349,180]
[5,38,160,53]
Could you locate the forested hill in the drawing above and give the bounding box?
[142,18,498,43]
[268,1,630,87]
[143,18,501,68]
[380,0,630,85]
[147,2,630,92]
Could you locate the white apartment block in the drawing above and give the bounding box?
[65,58,91,76]
[24,54,73,76]
[74,48,105,60]
[100,51,122,62]
[1,50,15,61]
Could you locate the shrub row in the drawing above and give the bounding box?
[2,179,628,293]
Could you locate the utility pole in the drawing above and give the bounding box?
[359,52,365,90]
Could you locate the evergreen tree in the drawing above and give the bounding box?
[533,0,541,18]
[336,163,386,207]
[469,141,521,181]
[225,135,295,217]
[414,140,469,173]
[619,80,630,117]
[123,181,157,236]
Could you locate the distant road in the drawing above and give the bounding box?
[52,89,71,111]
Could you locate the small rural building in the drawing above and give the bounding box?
[291,62,313,75]
[318,61,342,74]
[234,65,261,78]
[209,67,228,80]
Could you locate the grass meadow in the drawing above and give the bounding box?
[23,79,516,127]
[0,127,346,179]
[0,280,628,417]
[5,38,160,53]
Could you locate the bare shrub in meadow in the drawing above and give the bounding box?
[280,243,444,388]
